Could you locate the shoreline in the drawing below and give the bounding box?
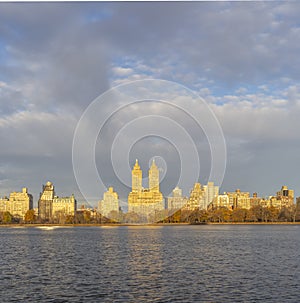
[1,222,300,228]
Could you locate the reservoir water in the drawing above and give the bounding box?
[1,225,299,302]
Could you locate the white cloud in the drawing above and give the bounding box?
[0,111,76,156]
[1,2,300,201]
[112,66,134,77]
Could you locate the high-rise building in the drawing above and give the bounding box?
[128,159,164,222]
[167,186,188,210]
[275,185,294,208]
[210,194,231,209]
[132,159,142,193]
[149,160,159,192]
[185,183,205,210]
[98,187,119,218]
[8,188,33,219]
[203,182,219,209]
[226,189,251,210]
[250,192,262,207]
[184,182,219,210]
[38,181,55,221]
[38,181,76,221]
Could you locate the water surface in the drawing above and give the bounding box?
[1,225,299,302]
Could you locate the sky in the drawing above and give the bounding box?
[1,1,300,207]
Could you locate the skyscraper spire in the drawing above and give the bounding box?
[149,158,159,192]
[132,159,142,192]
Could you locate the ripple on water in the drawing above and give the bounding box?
[0,225,299,302]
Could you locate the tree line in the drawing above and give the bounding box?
[1,205,300,224]
[163,205,300,223]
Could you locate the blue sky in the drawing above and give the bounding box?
[1,2,300,206]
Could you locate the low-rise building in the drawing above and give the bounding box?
[53,195,76,218]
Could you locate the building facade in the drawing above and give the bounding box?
[250,192,263,208]
[184,182,220,211]
[167,186,188,210]
[184,183,205,210]
[275,185,294,208]
[0,196,9,213]
[128,159,164,222]
[38,181,76,221]
[53,195,76,219]
[8,188,33,219]
[203,182,219,209]
[38,181,55,221]
[98,187,119,218]
[210,194,231,209]
[226,189,251,210]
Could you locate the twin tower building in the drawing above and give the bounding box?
[128,159,164,220]
[99,159,165,221]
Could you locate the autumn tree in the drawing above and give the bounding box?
[198,209,210,223]
[266,206,280,222]
[231,208,247,222]
[2,211,13,223]
[245,208,258,222]
[108,210,121,223]
[209,207,232,223]
[84,210,92,223]
[124,211,141,223]
[65,215,75,224]
[24,209,36,223]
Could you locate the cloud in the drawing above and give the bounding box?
[1,2,300,204]
[112,67,134,77]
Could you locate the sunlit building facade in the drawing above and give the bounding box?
[53,195,76,218]
[226,189,251,210]
[0,196,9,213]
[250,192,262,207]
[203,182,219,209]
[38,181,76,221]
[98,187,119,218]
[275,185,294,208]
[38,181,55,221]
[210,194,231,210]
[8,188,33,219]
[167,186,188,210]
[128,159,164,222]
[184,183,205,210]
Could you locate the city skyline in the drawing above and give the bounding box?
[0,159,297,224]
[0,159,297,210]
[1,2,300,204]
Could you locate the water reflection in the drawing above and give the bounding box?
[0,225,300,302]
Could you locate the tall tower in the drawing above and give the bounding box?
[149,159,159,192]
[203,182,219,209]
[38,181,55,221]
[132,159,142,192]
[128,159,164,222]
